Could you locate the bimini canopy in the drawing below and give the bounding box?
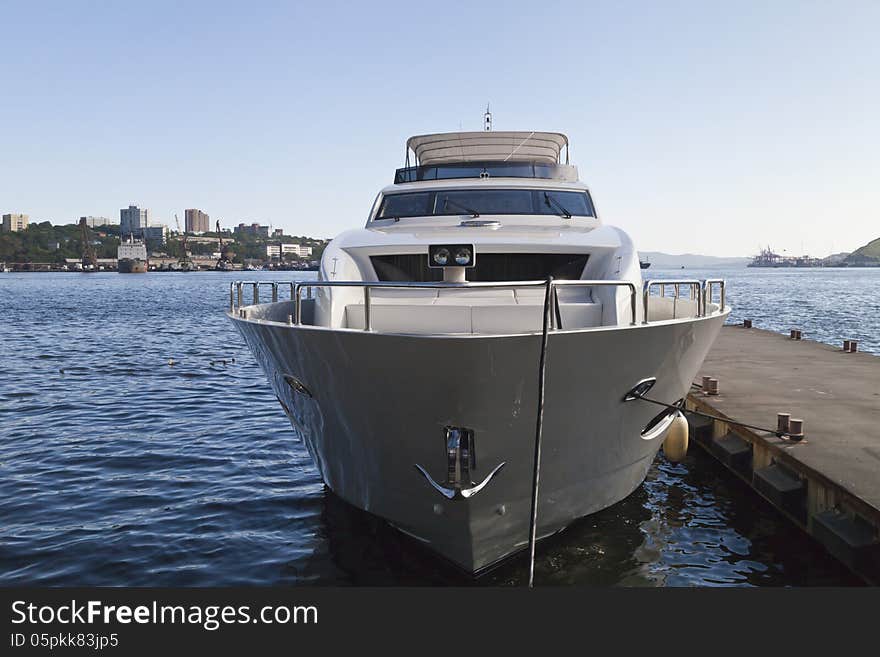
[406,131,569,166]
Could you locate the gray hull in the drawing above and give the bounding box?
[231,310,727,572]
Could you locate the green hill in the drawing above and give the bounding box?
[845,237,880,266]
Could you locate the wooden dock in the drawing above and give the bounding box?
[687,325,880,583]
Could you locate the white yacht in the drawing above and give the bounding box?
[228,128,729,574]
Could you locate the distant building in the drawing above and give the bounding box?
[120,205,150,237]
[266,243,313,258]
[2,213,29,232]
[80,216,116,228]
[142,224,167,246]
[272,228,284,238]
[235,222,270,238]
[185,208,210,233]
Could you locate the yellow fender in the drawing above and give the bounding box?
[663,412,689,462]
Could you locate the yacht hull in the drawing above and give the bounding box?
[230,310,727,573]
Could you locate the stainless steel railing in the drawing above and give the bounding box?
[642,279,726,322]
[230,277,726,331]
[231,279,639,330]
[703,279,726,314]
[642,279,703,319]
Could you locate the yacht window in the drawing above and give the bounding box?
[377,192,432,219]
[374,189,596,220]
[434,189,533,215]
[394,161,564,183]
[538,191,595,217]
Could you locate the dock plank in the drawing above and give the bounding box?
[692,326,880,518]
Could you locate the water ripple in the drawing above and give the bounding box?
[0,271,868,585]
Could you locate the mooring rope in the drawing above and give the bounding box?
[633,392,801,440]
[527,276,553,588]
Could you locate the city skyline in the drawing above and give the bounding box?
[1,2,878,256]
[1,205,281,235]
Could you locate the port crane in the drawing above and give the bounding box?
[174,214,194,271]
[215,219,234,271]
[78,218,98,272]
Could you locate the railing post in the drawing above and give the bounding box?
[364,286,372,331]
[272,283,278,303]
[229,283,235,312]
[253,283,259,305]
[237,282,243,309]
[629,283,637,326]
[293,283,301,325]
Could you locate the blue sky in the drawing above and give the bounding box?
[1,1,877,256]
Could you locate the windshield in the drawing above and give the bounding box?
[375,189,595,220]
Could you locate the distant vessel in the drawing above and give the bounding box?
[118,235,148,274]
[640,260,651,269]
[748,246,820,268]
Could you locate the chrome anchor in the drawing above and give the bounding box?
[414,427,506,500]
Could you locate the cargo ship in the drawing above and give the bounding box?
[748,246,821,268]
[118,235,148,274]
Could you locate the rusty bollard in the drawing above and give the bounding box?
[788,418,805,441]
[777,412,791,435]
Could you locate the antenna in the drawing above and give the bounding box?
[484,104,492,131]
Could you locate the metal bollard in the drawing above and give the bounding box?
[706,378,719,395]
[743,319,752,328]
[790,329,797,339]
[788,418,804,441]
[795,329,802,340]
[701,375,711,390]
[844,340,852,352]
[777,412,791,434]
[849,340,858,353]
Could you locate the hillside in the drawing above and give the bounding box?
[845,237,880,266]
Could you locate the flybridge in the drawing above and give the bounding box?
[396,131,576,184]
[406,131,570,165]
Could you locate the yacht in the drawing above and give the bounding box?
[228,128,729,573]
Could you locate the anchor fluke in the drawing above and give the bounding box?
[413,426,505,500]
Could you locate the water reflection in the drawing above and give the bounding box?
[0,272,868,586]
